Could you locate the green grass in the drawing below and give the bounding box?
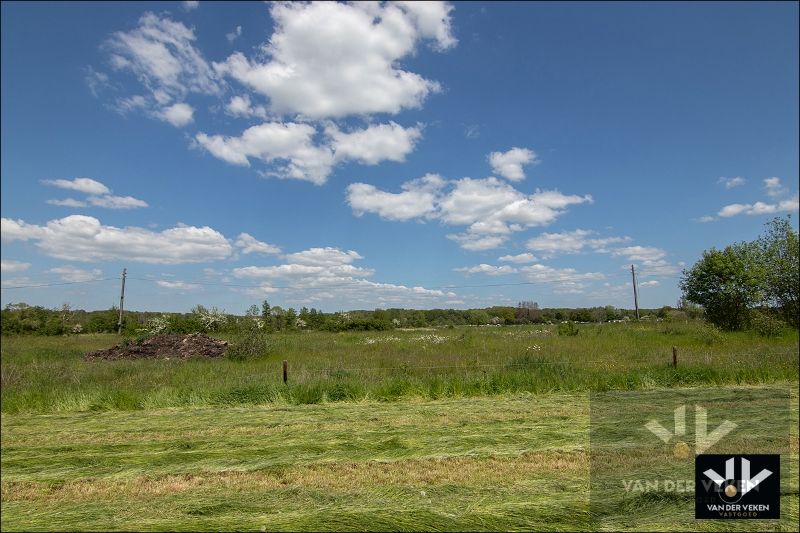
[2,389,797,531]
[1,322,797,413]
[1,322,797,531]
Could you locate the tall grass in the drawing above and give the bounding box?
[1,322,797,413]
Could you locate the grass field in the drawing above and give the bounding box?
[1,322,798,531]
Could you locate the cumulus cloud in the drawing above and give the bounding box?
[48,265,103,282]
[226,25,242,43]
[47,198,88,208]
[498,253,538,264]
[235,233,281,255]
[1,260,31,273]
[347,173,592,250]
[102,12,220,122]
[525,229,630,258]
[213,1,455,120]
[156,102,194,127]
[347,173,444,221]
[225,94,267,119]
[717,195,799,218]
[763,177,787,198]
[717,176,745,189]
[195,122,333,184]
[328,122,422,165]
[42,177,147,210]
[612,246,680,277]
[488,147,537,181]
[1,215,232,264]
[455,264,517,276]
[42,177,110,196]
[231,245,456,306]
[157,280,201,290]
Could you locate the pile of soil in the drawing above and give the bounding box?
[85,332,228,360]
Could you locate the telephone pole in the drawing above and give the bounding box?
[117,268,127,334]
[630,264,640,320]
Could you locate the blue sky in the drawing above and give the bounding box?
[1,1,798,313]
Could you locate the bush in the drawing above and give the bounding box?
[227,322,271,361]
[557,321,579,336]
[750,310,786,338]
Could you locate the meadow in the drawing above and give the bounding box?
[1,321,798,531]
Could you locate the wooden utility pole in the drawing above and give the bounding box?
[117,268,127,334]
[630,264,640,320]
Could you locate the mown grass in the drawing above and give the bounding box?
[1,322,798,413]
[1,388,797,531]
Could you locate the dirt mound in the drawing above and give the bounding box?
[85,333,229,360]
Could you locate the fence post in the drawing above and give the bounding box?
[283,360,288,384]
[672,346,678,369]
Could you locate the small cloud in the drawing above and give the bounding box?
[692,215,716,223]
[464,124,480,139]
[488,147,537,181]
[156,103,194,127]
[47,198,88,208]
[48,265,103,282]
[639,280,660,288]
[763,177,787,198]
[498,253,537,264]
[226,25,242,43]
[42,177,110,195]
[235,233,281,255]
[157,280,201,290]
[88,195,148,209]
[1,260,31,273]
[183,1,199,11]
[717,176,745,189]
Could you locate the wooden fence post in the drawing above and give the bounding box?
[283,360,288,384]
[672,346,677,369]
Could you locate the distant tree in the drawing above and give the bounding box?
[758,216,799,327]
[680,242,766,330]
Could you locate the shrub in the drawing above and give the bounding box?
[557,321,579,336]
[227,321,271,361]
[750,310,786,338]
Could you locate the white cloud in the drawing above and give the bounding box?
[156,102,194,127]
[328,122,422,165]
[1,215,232,264]
[226,25,242,43]
[639,280,660,288]
[195,122,334,184]
[282,247,363,267]
[612,246,666,262]
[48,265,103,283]
[42,177,111,195]
[718,195,799,217]
[225,94,268,119]
[231,245,456,307]
[524,230,630,258]
[1,260,31,273]
[103,12,220,116]
[455,264,517,276]
[446,233,508,251]
[182,1,199,11]
[694,215,716,223]
[234,233,281,255]
[347,173,444,221]
[717,176,745,189]
[488,147,537,181]
[498,253,538,264]
[347,174,592,250]
[764,177,787,198]
[47,198,88,208]
[88,195,149,209]
[213,1,454,119]
[157,280,201,290]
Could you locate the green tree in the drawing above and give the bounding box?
[758,216,799,327]
[680,242,766,330]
